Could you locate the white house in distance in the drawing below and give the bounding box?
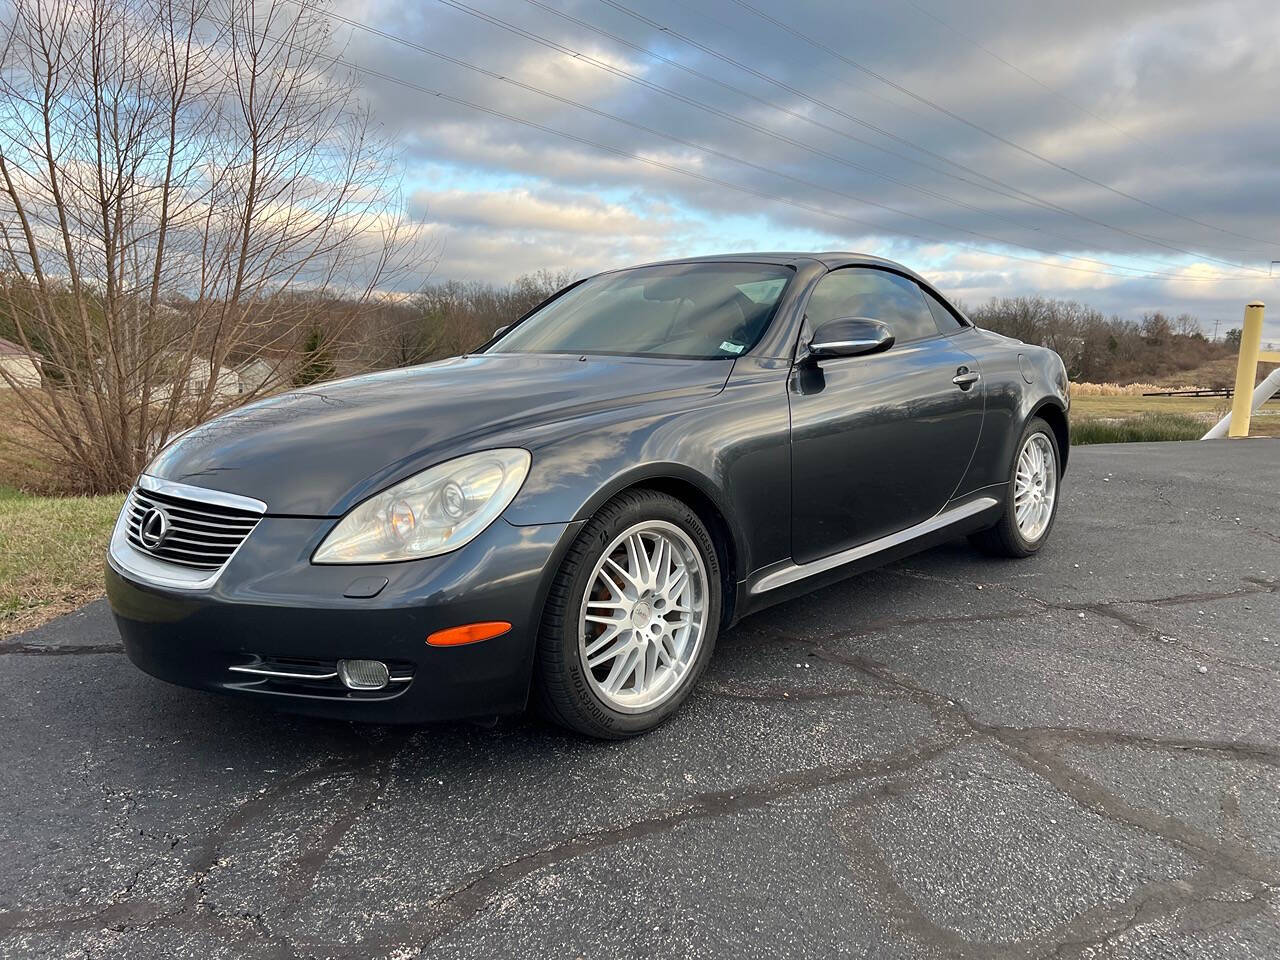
[161,356,276,400]
[0,337,40,387]
[0,338,275,398]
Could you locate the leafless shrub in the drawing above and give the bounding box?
[966,297,1231,384]
[359,269,578,369]
[0,0,424,493]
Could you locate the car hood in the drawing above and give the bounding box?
[146,353,733,516]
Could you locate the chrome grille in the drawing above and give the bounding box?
[125,484,263,570]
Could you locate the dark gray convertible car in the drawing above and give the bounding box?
[107,253,1069,738]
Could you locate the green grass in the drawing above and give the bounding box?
[0,487,126,637]
[1070,412,1208,445]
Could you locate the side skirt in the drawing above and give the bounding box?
[733,491,1004,620]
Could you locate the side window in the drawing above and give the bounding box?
[804,268,938,344]
[921,286,966,333]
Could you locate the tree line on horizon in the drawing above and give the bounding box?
[961,297,1239,385]
[353,277,1239,388]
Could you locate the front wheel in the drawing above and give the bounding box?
[970,417,1061,558]
[534,489,721,739]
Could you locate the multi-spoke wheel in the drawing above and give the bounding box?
[1012,433,1057,543]
[970,416,1062,558]
[535,490,721,738]
[580,521,709,713]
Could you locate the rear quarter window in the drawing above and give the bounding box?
[921,286,967,333]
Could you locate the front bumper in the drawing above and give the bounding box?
[107,515,582,723]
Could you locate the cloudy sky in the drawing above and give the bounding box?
[336,0,1280,339]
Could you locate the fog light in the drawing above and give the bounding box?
[337,659,390,690]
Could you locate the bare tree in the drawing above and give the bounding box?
[1173,312,1202,338]
[403,270,577,364]
[969,296,1233,383]
[0,0,420,492]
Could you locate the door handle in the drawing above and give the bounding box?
[952,368,980,389]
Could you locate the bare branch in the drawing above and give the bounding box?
[0,0,425,492]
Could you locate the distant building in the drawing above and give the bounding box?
[0,338,279,399]
[0,337,40,387]
[151,356,279,402]
[234,358,275,394]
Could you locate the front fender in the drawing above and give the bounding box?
[502,357,793,580]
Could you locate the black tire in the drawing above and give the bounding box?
[533,489,722,739]
[969,416,1062,558]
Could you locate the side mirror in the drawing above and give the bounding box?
[492,324,510,339]
[807,317,894,359]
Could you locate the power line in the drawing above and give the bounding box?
[471,0,1083,235]
[897,0,1278,260]
[295,2,1247,281]
[900,0,1153,153]
[443,0,1078,230]
[723,0,1279,251]
[286,37,1253,283]
[431,0,1268,274]
[597,0,1272,272]
[512,0,1217,275]
[661,0,1262,249]
[517,0,999,193]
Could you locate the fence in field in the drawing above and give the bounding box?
[1144,388,1234,398]
[1202,303,1280,439]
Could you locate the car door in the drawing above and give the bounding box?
[788,268,984,564]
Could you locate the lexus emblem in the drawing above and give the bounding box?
[138,507,170,550]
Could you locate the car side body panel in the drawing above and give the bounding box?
[786,332,984,562]
[951,327,1070,495]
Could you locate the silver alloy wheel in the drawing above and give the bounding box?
[578,520,709,714]
[1013,433,1057,543]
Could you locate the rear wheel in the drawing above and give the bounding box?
[970,417,1061,558]
[534,489,721,738]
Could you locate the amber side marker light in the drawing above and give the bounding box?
[426,621,512,647]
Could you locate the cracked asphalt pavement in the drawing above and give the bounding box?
[1,440,1278,959]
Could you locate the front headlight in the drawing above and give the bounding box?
[312,448,531,564]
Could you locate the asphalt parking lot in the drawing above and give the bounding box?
[1,440,1277,959]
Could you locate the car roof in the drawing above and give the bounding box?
[611,251,930,283]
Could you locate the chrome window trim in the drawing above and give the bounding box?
[108,475,267,591]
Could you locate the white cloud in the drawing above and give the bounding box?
[406,182,712,281]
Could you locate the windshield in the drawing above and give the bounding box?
[489,262,793,359]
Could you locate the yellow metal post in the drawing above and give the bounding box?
[1228,302,1265,437]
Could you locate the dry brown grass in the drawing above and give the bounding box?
[1151,356,1278,390]
[1071,382,1181,396]
[0,390,61,493]
[1071,395,1280,438]
[1070,359,1278,397]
